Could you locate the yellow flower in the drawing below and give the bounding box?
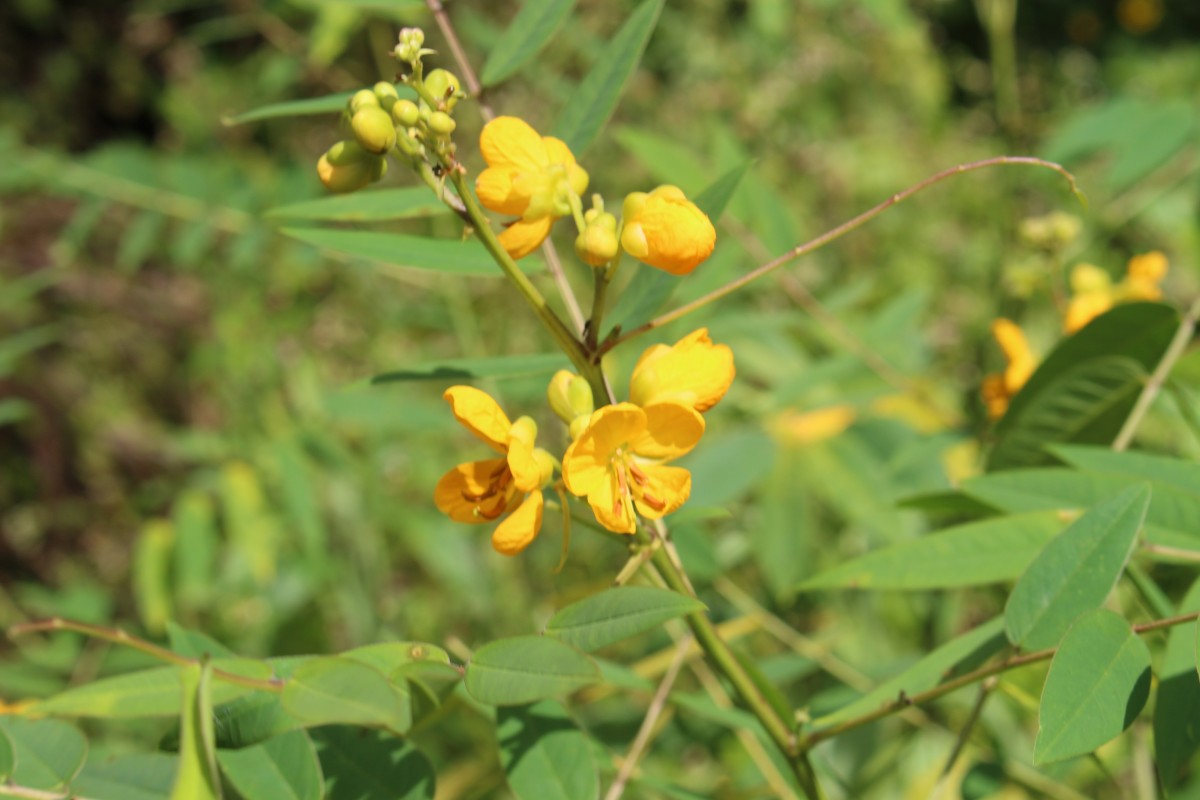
[620,186,716,275]
[1063,263,1114,333]
[981,318,1037,420]
[475,117,589,260]
[434,386,554,555]
[772,406,856,446]
[629,328,735,413]
[1120,250,1168,301]
[562,402,703,534]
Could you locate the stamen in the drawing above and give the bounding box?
[639,492,666,512]
[613,466,630,516]
[627,461,650,486]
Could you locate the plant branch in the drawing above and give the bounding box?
[600,157,1081,355]
[1112,295,1200,451]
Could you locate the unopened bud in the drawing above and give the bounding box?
[510,416,538,449]
[547,370,594,423]
[318,154,371,194]
[427,111,456,136]
[373,82,399,101]
[351,107,397,154]
[391,99,420,128]
[1070,263,1111,295]
[575,211,619,266]
[350,89,380,113]
[424,69,464,110]
[394,27,426,63]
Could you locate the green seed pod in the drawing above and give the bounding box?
[391,99,420,128]
[423,68,463,110]
[325,139,372,166]
[351,107,397,155]
[427,111,456,136]
[373,82,399,101]
[350,89,380,113]
[318,154,373,194]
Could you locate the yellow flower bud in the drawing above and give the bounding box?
[575,211,619,266]
[427,111,457,136]
[391,99,420,128]
[317,141,385,194]
[510,416,538,449]
[350,89,380,113]
[424,69,464,110]
[1069,263,1111,295]
[547,370,594,424]
[373,82,399,101]
[620,185,716,275]
[351,107,397,155]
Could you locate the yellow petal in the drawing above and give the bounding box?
[587,469,636,534]
[541,136,577,168]
[631,402,704,461]
[1126,251,1167,283]
[772,406,856,446]
[629,328,735,412]
[622,188,715,275]
[498,216,554,260]
[476,166,530,216]
[507,435,543,493]
[491,491,544,555]
[434,458,509,523]
[443,386,512,452]
[562,404,647,497]
[633,463,691,520]
[480,116,547,171]
[1062,293,1112,334]
[990,319,1037,391]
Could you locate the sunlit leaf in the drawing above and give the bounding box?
[217,731,323,800]
[543,586,704,652]
[282,657,410,733]
[0,718,86,790]
[170,662,221,800]
[266,188,449,222]
[72,753,177,800]
[498,700,598,800]
[466,636,599,706]
[481,0,577,86]
[281,228,510,276]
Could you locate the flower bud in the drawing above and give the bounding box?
[1069,263,1111,295]
[373,82,399,101]
[424,69,464,110]
[427,111,457,136]
[351,107,397,155]
[391,99,420,128]
[318,153,372,194]
[350,89,380,113]
[394,27,426,63]
[620,186,715,275]
[575,210,619,266]
[510,416,539,449]
[547,370,594,424]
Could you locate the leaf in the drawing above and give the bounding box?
[311,727,435,800]
[497,700,599,800]
[1004,485,1150,651]
[72,753,178,800]
[171,492,218,611]
[266,188,450,222]
[210,657,314,749]
[133,519,174,635]
[553,0,664,153]
[809,618,1007,730]
[1153,576,1200,787]
[371,353,568,384]
[481,0,577,86]
[682,430,776,506]
[989,303,1178,470]
[0,727,12,780]
[222,85,413,125]
[1050,445,1200,498]
[167,623,237,659]
[0,718,87,790]
[170,662,222,800]
[1035,609,1151,763]
[543,586,704,652]
[341,641,451,673]
[31,660,273,718]
[797,511,1066,592]
[465,636,599,706]
[281,228,516,276]
[217,731,323,800]
[606,161,752,334]
[282,657,410,733]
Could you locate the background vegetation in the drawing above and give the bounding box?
[2,0,1199,797]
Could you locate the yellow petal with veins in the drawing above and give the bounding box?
[507,435,542,493]
[630,328,735,412]
[498,216,554,259]
[562,404,647,497]
[633,463,691,520]
[434,458,509,523]
[476,166,530,216]
[587,469,636,534]
[632,402,704,460]
[491,491,544,555]
[444,386,511,452]
[480,116,546,171]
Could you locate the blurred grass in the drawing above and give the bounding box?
[1,0,1199,797]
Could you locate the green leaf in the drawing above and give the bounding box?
[497,700,599,800]
[341,641,451,673]
[31,660,273,718]
[1035,609,1151,763]
[311,727,435,800]
[133,519,174,634]
[72,753,177,800]
[266,188,449,222]
[797,511,1065,592]
[0,718,87,789]
[809,618,1007,730]
[281,228,518,276]
[466,636,599,706]
[553,0,664,153]
[222,85,412,125]
[0,727,12,780]
[1050,445,1200,497]
[543,586,704,652]
[282,657,411,733]
[170,662,222,800]
[481,0,577,86]
[171,492,218,611]
[1156,577,1200,787]
[1004,486,1150,651]
[217,731,323,800]
[606,161,751,334]
[989,303,1178,470]
[209,657,314,749]
[167,623,237,659]
[371,353,568,384]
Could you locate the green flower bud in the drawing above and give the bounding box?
[373,82,399,101]
[575,211,619,267]
[350,89,380,113]
[424,68,464,110]
[318,153,372,194]
[427,111,456,136]
[391,99,420,128]
[325,140,372,166]
[351,107,397,155]
[547,370,594,424]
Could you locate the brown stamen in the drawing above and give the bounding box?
[627,461,650,486]
[639,492,666,512]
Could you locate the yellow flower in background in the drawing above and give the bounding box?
[1063,252,1169,333]
[629,328,735,413]
[981,318,1037,420]
[772,405,856,446]
[620,186,716,275]
[562,402,703,534]
[476,116,589,259]
[434,386,555,555]
[1120,250,1168,301]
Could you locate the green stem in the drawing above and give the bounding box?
[599,157,1081,356]
[642,533,825,799]
[587,267,610,350]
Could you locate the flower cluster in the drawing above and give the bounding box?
[435,330,734,553]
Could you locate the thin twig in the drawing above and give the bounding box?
[928,678,996,800]
[1112,295,1200,451]
[604,634,693,800]
[601,157,1080,355]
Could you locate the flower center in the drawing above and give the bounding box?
[609,448,665,520]
[462,461,515,520]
